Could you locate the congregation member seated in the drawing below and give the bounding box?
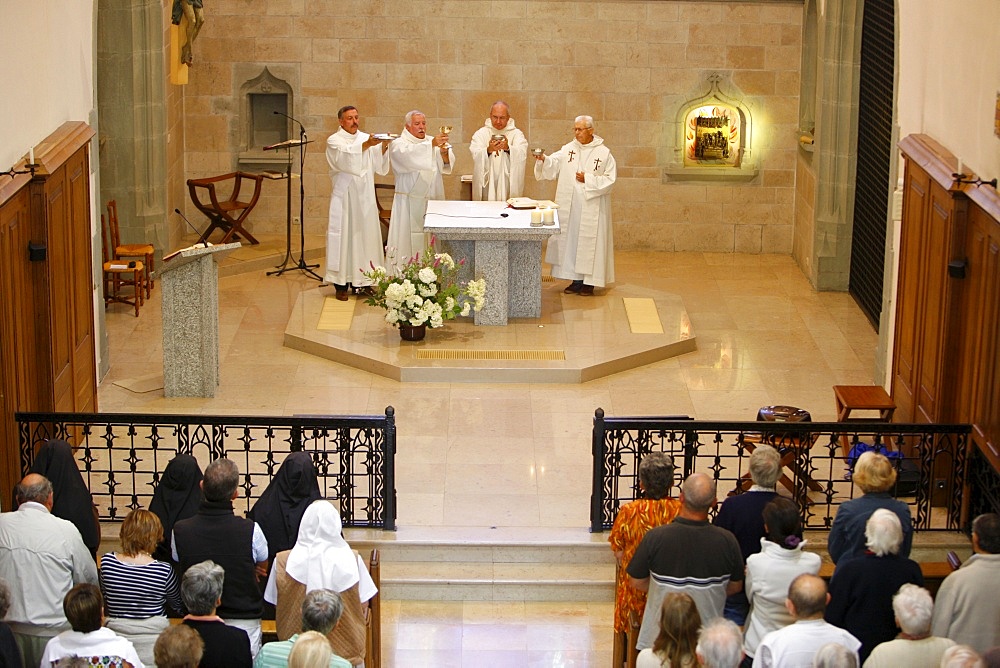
[154,624,204,668]
[180,561,252,668]
[265,500,376,666]
[812,643,859,668]
[248,452,321,562]
[931,513,1000,654]
[255,590,351,668]
[863,584,954,668]
[100,509,182,667]
[0,579,24,666]
[697,618,745,668]
[40,583,143,668]
[940,645,985,668]
[148,453,203,563]
[825,509,924,662]
[27,439,102,558]
[635,592,700,668]
[609,453,681,639]
[0,474,98,667]
[828,451,913,566]
[287,631,332,668]
[743,497,822,666]
[713,444,781,625]
[173,458,268,656]
[628,473,744,651]
[752,574,861,668]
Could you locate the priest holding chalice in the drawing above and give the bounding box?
[469,100,529,201]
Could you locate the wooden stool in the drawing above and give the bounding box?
[833,385,896,457]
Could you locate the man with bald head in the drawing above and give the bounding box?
[753,574,861,667]
[469,100,528,201]
[627,472,744,650]
[0,473,98,666]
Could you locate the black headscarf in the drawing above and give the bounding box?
[148,453,203,562]
[248,451,322,561]
[28,439,101,557]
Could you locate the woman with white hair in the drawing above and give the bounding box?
[825,509,924,663]
[863,584,955,668]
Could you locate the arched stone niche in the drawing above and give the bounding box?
[664,73,758,182]
[236,66,296,170]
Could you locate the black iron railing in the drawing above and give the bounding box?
[15,409,397,530]
[590,409,975,533]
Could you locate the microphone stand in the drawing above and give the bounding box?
[267,113,322,281]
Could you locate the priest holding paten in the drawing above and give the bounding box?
[534,115,616,296]
[325,105,391,301]
[387,110,454,261]
[469,100,528,201]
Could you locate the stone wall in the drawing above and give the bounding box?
[176,0,802,253]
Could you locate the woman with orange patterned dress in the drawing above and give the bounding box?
[609,452,682,635]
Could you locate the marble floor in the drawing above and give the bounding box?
[97,236,880,667]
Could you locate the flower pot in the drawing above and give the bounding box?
[399,323,426,342]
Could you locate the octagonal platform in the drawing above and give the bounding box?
[283,280,697,383]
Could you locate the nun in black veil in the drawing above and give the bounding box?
[249,451,322,562]
[148,453,203,563]
[27,439,102,557]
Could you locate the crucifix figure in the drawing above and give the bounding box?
[567,150,575,163]
[593,157,602,171]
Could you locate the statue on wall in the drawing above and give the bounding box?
[171,0,205,66]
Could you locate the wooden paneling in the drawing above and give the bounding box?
[0,122,96,497]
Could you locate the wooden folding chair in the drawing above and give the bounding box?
[187,171,265,245]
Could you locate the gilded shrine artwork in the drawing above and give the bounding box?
[685,104,743,168]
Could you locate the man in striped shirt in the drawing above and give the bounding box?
[627,473,745,651]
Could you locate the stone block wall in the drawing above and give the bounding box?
[175,0,803,253]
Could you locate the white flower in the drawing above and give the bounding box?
[384,309,400,324]
[460,302,471,317]
[435,253,455,270]
[418,267,437,284]
[418,282,438,298]
[445,296,455,312]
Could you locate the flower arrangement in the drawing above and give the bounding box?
[361,239,486,329]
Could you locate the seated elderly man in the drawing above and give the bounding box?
[40,583,143,668]
[181,561,252,668]
[753,574,861,668]
[0,474,98,667]
[825,509,924,662]
[696,618,744,668]
[255,589,351,668]
[863,584,955,668]
[931,513,1000,654]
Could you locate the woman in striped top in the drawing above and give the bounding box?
[100,509,183,666]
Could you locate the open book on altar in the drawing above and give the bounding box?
[506,198,560,209]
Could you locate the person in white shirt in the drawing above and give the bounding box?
[0,474,98,667]
[469,101,528,202]
[40,583,144,668]
[752,574,861,668]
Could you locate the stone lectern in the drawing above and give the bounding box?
[160,242,240,397]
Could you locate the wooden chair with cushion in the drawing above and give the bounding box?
[106,200,155,299]
[101,213,144,317]
[374,183,394,246]
[187,171,265,245]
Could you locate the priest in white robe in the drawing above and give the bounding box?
[325,105,391,300]
[534,115,616,295]
[469,101,528,201]
[386,110,454,261]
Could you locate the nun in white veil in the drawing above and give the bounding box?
[264,500,377,666]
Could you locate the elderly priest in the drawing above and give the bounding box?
[469,100,528,202]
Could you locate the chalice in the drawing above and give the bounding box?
[439,125,453,150]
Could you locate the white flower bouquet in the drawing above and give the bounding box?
[361,239,486,328]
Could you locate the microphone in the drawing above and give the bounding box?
[273,110,306,139]
[174,209,208,246]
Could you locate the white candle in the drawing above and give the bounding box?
[957,158,963,175]
[29,147,34,164]
[530,210,542,226]
[543,209,555,224]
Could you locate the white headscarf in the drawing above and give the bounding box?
[284,499,360,593]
